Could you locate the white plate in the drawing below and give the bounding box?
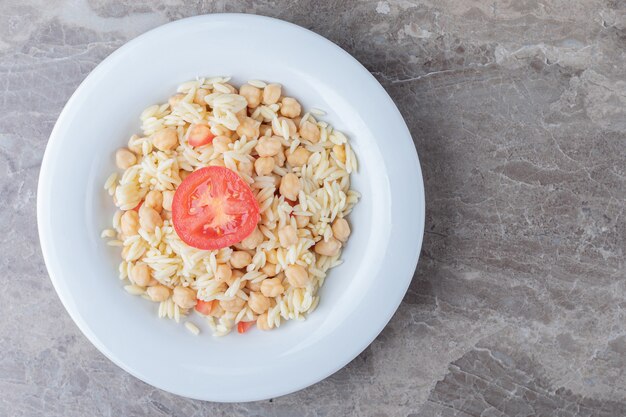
[37,14,425,402]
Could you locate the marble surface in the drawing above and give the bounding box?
[1,0,625,415]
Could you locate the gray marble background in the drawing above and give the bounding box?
[1,0,625,416]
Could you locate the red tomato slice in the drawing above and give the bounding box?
[195,299,215,315]
[187,124,215,147]
[172,166,260,250]
[132,200,143,211]
[237,321,254,334]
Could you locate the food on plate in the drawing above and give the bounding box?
[102,77,359,336]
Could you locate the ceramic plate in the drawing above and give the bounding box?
[37,14,425,402]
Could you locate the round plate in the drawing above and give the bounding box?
[37,14,425,402]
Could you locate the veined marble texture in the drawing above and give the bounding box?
[0,0,624,416]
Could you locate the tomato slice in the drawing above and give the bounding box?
[132,200,143,211]
[187,124,215,147]
[172,166,260,250]
[237,321,254,334]
[195,299,215,315]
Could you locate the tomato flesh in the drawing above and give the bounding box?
[238,321,254,334]
[195,299,215,315]
[187,124,215,147]
[172,166,260,250]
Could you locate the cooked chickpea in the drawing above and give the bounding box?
[273,150,286,167]
[280,97,301,118]
[209,303,225,318]
[266,249,278,265]
[261,262,278,277]
[278,225,298,247]
[333,144,346,162]
[272,117,297,138]
[212,136,231,153]
[279,173,301,201]
[222,83,238,94]
[239,160,254,177]
[194,88,209,106]
[246,279,262,292]
[332,218,351,242]
[285,264,310,288]
[215,264,232,283]
[240,84,262,108]
[208,159,225,167]
[236,117,260,139]
[146,285,171,302]
[300,120,321,143]
[115,148,136,169]
[230,251,252,269]
[144,190,163,213]
[139,205,163,232]
[260,277,285,297]
[162,190,174,211]
[172,286,196,309]
[131,263,151,287]
[287,147,310,167]
[179,169,191,180]
[220,296,246,312]
[241,227,264,250]
[120,210,140,236]
[254,157,275,176]
[314,237,342,257]
[168,93,185,108]
[257,312,272,330]
[248,292,270,314]
[262,83,282,105]
[255,136,282,157]
[151,127,178,151]
[295,215,310,228]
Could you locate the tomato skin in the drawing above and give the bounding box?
[132,200,143,211]
[172,166,260,250]
[237,321,254,334]
[187,124,215,147]
[195,300,215,315]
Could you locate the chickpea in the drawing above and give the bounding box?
[273,150,286,167]
[222,83,238,94]
[257,312,272,330]
[194,88,209,106]
[146,285,171,302]
[212,136,231,153]
[260,124,272,137]
[131,262,151,287]
[230,269,245,285]
[178,169,190,180]
[279,173,301,201]
[239,160,254,177]
[120,210,140,236]
[115,148,136,169]
[261,262,278,277]
[255,136,282,157]
[208,158,226,167]
[280,97,301,118]
[272,117,297,138]
[314,237,342,257]
[215,264,232,283]
[220,296,246,312]
[236,117,260,139]
[172,286,196,309]
[169,93,185,108]
[241,227,264,250]
[278,225,297,247]
[333,144,346,162]
[248,292,270,314]
[240,84,262,108]
[300,120,321,143]
[139,205,163,232]
[332,218,351,242]
[187,124,213,146]
[262,83,282,105]
[254,157,275,176]
[287,147,310,167]
[266,249,278,265]
[292,116,302,127]
[295,215,310,229]
[285,265,310,288]
[230,251,252,269]
[151,127,178,151]
[246,279,262,292]
[260,277,285,297]
[162,190,174,211]
[144,190,163,213]
[209,303,225,318]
